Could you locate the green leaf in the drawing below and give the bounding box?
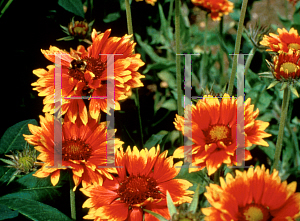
[166,191,177,218]
[161,99,177,111]
[143,209,168,221]
[0,119,38,155]
[0,204,19,220]
[175,167,209,192]
[258,141,275,161]
[58,0,85,18]
[0,168,16,185]
[0,197,72,221]
[135,33,173,65]
[103,12,121,23]
[188,184,200,213]
[157,71,176,89]
[158,3,173,42]
[144,131,168,149]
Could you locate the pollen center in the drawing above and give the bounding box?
[68,57,107,82]
[62,138,91,161]
[206,125,231,145]
[240,204,271,221]
[288,43,300,50]
[117,174,161,205]
[281,62,298,74]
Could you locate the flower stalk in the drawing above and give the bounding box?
[69,172,76,220]
[125,0,144,147]
[227,0,249,96]
[273,87,291,171]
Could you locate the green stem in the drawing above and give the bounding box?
[175,0,183,146]
[69,173,76,220]
[244,47,256,78]
[227,0,248,96]
[273,87,290,171]
[125,0,144,147]
[200,13,208,90]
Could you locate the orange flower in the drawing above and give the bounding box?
[173,93,271,175]
[80,146,193,221]
[191,0,234,21]
[260,27,300,53]
[32,29,145,125]
[135,0,157,6]
[202,165,300,220]
[270,49,300,81]
[23,113,123,190]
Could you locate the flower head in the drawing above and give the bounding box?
[33,29,145,125]
[68,20,89,38]
[191,0,234,21]
[173,93,271,175]
[262,49,300,97]
[202,165,300,220]
[260,27,300,53]
[80,146,193,220]
[23,113,123,190]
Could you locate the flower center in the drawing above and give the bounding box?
[280,62,298,74]
[117,174,161,205]
[288,43,300,50]
[62,138,91,161]
[239,204,272,221]
[69,57,107,82]
[205,125,232,145]
[19,156,35,173]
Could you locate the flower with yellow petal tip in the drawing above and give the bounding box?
[202,165,300,220]
[23,113,123,190]
[262,49,300,97]
[173,93,271,175]
[80,145,193,221]
[32,29,145,125]
[191,0,234,21]
[260,27,300,53]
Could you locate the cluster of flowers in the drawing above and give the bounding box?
[19,3,300,221]
[260,27,300,95]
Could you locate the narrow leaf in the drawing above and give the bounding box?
[143,209,168,221]
[290,86,299,97]
[188,184,200,213]
[166,190,177,218]
[267,81,279,89]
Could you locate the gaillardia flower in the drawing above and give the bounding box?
[135,0,157,6]
[191,0,234,21]
[260,27,300,53]
[80,146,193,221]
[32,29,145,125]
[263,49,300,97]
[173,93,271,175]
[23,113,123,190]
[202,165,300,220]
